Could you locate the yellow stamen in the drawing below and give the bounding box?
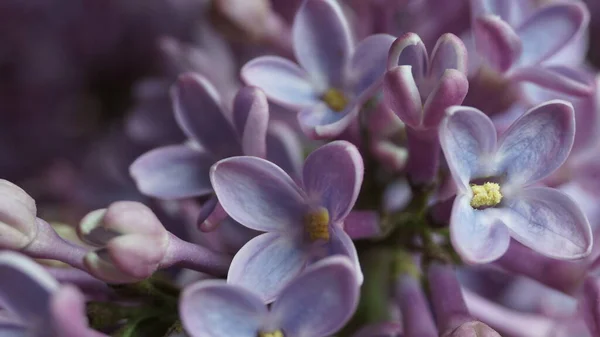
[470,182,503,208]
[321,88,348,112]
[304,207,330,241]
[259,330,284,337]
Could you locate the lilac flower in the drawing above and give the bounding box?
[241,0,395,139]
[210,140,363,302]
[0,251,107,337]
[439,100,592,263]
[469,0,592,96]
[130,74,268,200]
[384,32,469,184]
[79,201,231,283]
[179,256,359,337]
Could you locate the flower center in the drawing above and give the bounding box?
[259,330,284,337]
[470,182,502,208]
[321,88,348,112]
[304,207,330,242]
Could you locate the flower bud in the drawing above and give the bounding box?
[0,180,38,250]
[80,202,169,283]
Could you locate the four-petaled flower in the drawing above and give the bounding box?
[180,256,359,337]
[439,99,593,263]
[211,140,363,302]
[242,0,395,139]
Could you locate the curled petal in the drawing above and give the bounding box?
[130,145,214,199]
[516,2,589,67]
[227,233,308,303]
[509,66,594,97]
[383,66,423,128]
[328,225,363,285]
[172,74,241,158]
[471,0,533,26]
[293,0,353,89]
[0,252,58,324]
[232,86,269,158]
[497,100,575,186]
[180,280,266,337]
[387,33,428,81]
[302,141,363,222]
[439,107,497,191]
[450,196,511,264]
[473,15,522,73]
[349,34,396,96]
[429,33,468,80]
[297,102,358,139]
[271,256,359,337]
[241,56,319,109]
[422,69,469,128]
[211,156,307,233]
[500,187,592,260]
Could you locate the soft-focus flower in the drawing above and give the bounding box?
[439,100,592,263]
[0,251,106,337]
[211,140,363,302]
[79,201,231,283]
[180,256,359,337]
[468,0,592,97]
[242,0,395,139]
[130,74,268,200]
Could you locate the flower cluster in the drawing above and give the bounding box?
[2,0,600,336]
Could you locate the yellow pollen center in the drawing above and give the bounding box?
[259,330,284,337]
[304,207,330,241]
[321,88,348,112]
[470,182,503,208]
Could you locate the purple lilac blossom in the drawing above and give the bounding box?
[180,256,359,337]
[241,0,395,139]
[439,99,592,263]
[211,140,363,302]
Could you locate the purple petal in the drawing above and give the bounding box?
[581,277,600,337]
[0,252,58,325]
[297,102,359,139]
[241,56,319,109]
[509,66,594,97]
[51,286,106,337]
[473,15,522,73]
[516,2,589,66]
[227,233,308,303]
[266,121,303,177]
[439,107,497,191]
[232,86,269,158]
[471,0,533,26]
[387,33,428,82]
[429,33,468,80]
[496,100,575,186]
[292,0,353,89]
[349,34,396,95]
[499,187,592,260]
[211,156,307,233]
[172,73,241,158]
[271,256,359,337]
[328,225,364,284]
[302,141,363,222]
[180,280,266,337]
[422,69,469,128]
[383,66,423,128]
[343,211,381,240]
[130,145,214,199]
[0,322,26,337]
[450,196,511,264]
